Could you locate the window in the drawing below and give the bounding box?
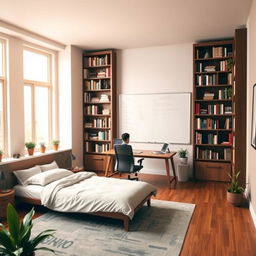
[23,47,53,147]
[0,39,7,153]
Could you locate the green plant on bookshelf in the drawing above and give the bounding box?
[0,203,55,256]
[227,59,233,71]
[227,171,245,206]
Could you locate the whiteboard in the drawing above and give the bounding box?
[119,93,191,144]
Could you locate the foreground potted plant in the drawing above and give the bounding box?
[178,148,188,164]
[52,140,60,151]
[227,171,245,206]
[0,203,55,256]
[40,142,46,153]
[25,142,36,156]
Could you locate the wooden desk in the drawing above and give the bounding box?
[103,149,177,186]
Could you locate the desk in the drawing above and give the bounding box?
[103,149,177,186]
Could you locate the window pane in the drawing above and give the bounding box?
[0,81,4,150]
[24,85,32,142]
[35,87,49,144]
[0,42,3,77]
[23,49,49,82]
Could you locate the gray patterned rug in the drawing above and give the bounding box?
[33,200,195,256]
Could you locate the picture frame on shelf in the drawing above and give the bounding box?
[251,84,256,149]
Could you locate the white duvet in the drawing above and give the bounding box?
[41,172,156,219]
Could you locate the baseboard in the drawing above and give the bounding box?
[140,168,166,175]
[249,202,256,228]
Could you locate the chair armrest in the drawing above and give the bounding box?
[137,158,144,166]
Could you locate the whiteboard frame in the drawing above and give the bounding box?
[119,92,192,145]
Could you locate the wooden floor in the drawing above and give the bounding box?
[9,173,256,256]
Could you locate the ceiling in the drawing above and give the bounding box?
[0,0,252,50]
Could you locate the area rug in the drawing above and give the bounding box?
[32,200,195,256]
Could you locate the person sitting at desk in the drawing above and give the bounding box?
[121,133,130,144]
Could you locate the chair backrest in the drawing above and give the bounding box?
[113,138,123,145]
[114,144,134,173]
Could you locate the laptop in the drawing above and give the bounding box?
[152,143,169,154]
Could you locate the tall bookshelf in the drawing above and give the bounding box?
[193,28,246,184]
[83,49,116,172]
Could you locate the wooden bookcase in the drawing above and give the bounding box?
[193,28,246,184]
[83,49,116,172]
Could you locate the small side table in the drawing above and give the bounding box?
[0,189,15,219]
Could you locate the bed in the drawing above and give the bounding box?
[13,164,156,231]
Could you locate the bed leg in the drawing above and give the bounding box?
[147,198,151,207]
[123,216,129,232]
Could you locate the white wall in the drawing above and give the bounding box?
[117,43,193,175]
[247,0,256,227]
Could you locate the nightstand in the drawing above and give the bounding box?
[0,189,15,219]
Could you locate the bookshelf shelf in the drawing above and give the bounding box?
[83,49,116,171]
[193,30,247,183]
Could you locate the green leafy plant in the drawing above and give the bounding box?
[0,150,3,155]
[52,140,60,145]
[25,142,36,149]
[0,204,55,256]
[227,59,233,71]
[40,142,46,147]
[227,171,245,194]
[178,148,188,158]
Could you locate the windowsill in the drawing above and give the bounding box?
[0,148,72,165]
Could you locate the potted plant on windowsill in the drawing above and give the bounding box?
[178,148,188,164]
[227,171,245,206]
[0,203,55,256]
[25,142,36,156]
[52,140,60,151]
[40,142,46,153]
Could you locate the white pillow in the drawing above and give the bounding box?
[26,168,73,186]
[13,166,41,185]
[39,161,59,172]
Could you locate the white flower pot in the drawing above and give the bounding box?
[177,164,189,182]
[179,157,188,164]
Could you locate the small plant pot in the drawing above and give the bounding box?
[227,191,243,206]
[27,148,34,156]
[179,157,188,164]
[53,144,59,151]
[40,146,46,153]
[0,154,2,162]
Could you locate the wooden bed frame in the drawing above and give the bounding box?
[16,192,153,231]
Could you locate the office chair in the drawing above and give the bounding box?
[114,144,144,181]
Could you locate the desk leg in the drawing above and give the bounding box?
[165,159,171,185]
[171,157,177,180]
[105,156,112,177]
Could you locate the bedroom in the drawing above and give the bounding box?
[0,0,256,255]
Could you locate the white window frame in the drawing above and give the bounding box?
[0,38,7,155]
[23,46,55,147]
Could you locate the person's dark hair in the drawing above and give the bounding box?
[121,133,130,142]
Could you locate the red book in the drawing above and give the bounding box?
[228,133,233,145]
[196,103,200,114]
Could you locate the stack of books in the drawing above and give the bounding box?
[203,92,215,100]
[85,122,93,128]
[204,66,216,72]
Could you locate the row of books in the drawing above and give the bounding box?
[220,60,230,71]
[95,143,110,153]
[195,132,218,144]
[196,74,216,86]
[83,68,110,79]
[85,118,111,128]
[218,88,232,99]
[85,130,111,140]
[86,55,109,67]
[84,93,110,103]
[85,80,110,90]
[196,148,231,160]
[195,47,231,59]
[196,117,232,129]
[196,103,232,115]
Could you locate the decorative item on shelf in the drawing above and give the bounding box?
[0,203,55,255]
[227,171,245,206]
[203,50,210,59]
[40,142,46,153]
[178,148,188,164]
[99,94,110,103]
[204,65,216,72]
[102,109,110,115]
[13,153,20,159]
[227,59,233,71]
[25,142,36,156]
[0,149,3,162]
[52,140,60,151]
